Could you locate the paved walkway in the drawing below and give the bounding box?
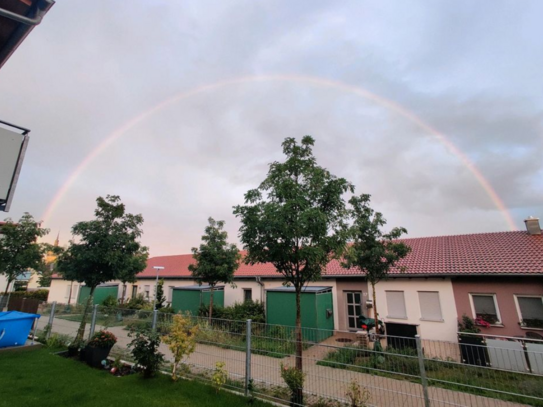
[38,316,530,407]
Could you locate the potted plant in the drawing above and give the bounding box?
[85,330,117,368]
[458,315,489,366]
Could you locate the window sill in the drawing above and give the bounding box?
[387,316,408,320]
[520,326,543,331]
[420,318,444,323]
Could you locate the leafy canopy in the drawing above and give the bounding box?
[234,136,353,289]
[342,194,411,285]
[56,195,149,289]
[0,213,49,290]
[188,217,240,288]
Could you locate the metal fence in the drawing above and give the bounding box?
[35,302,543,407]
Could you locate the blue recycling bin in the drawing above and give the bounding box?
[0,311,40,348]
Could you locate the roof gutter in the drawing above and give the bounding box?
[0,0,55,70]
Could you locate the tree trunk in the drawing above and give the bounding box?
[67,281,73,305]
[74,285,96,346]
[372,281,378,329]
[295,286,303,370]
[3,278,13,310]
[209,286,214,323]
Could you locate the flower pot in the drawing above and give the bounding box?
[79,347,87,361]
[85,345,113,368]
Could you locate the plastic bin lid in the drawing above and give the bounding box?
[0,311,40,320]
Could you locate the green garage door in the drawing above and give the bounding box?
[77,284,119,305]
[171,285,224,314]
[266,286,334,342]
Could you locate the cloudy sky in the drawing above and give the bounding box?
[1,1,542,256]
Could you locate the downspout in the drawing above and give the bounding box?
[255,276,264,306]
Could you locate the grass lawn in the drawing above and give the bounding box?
[0,347,271,407]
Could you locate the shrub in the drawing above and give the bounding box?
[162,313,199,381]
[88,330,117,348]
[125,294,150,310]
[212,361,228,393]
[458,315,481,334]
[198,300,265,323]
[128,329,164,378]
[280,363,305,406]
[159,305,175,314]
[46,333,72,349]
[102,295,118,308]
[8,289,49,301]
[345,380,371,407]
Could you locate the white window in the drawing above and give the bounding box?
[515,296,543,329]
[71,285,78,300]
[470,294,501,324]
[418,291,443,321]
[144,285,150,299]
[386,291,407,319]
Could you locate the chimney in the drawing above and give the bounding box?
[524,217,541,235]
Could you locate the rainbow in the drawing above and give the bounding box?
[41,74,517,231]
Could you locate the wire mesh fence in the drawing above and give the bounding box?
[34,302,543,407]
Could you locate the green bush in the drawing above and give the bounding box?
[102,295,118,308]
[125,294,150,310]
[128,329,165,379]
[198,300,265,323]
[8,289,49,301]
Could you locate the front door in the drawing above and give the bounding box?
[345,291,362,330]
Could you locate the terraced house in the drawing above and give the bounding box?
[48,218,543,344]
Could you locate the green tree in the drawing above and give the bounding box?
[0,213,49,295]
[234,136,352,383]
[56,195,148,346]
[37,243,65,288]
[188,217,240,321]
[155,278,166,310]
[342,194,411,337]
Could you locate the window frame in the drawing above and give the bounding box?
[385,290,407,320]
[469,293,502,326]
[243,288,252,302]
[418,291,444,322]
[514,294,543,330]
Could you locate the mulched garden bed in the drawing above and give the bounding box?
[56,349,137,377]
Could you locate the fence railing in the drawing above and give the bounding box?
[34,302,543,407]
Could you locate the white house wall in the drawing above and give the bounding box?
[0,274,9,293]
[375,278,458,343]
[48,279,124,304]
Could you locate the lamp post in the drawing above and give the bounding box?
[152,266,164,310]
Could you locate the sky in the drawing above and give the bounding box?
[1,1,542,257]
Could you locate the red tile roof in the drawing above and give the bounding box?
[138,231,543,279]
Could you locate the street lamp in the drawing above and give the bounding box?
[152,266,164,310]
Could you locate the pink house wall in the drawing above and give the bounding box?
[452,277,543,337]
